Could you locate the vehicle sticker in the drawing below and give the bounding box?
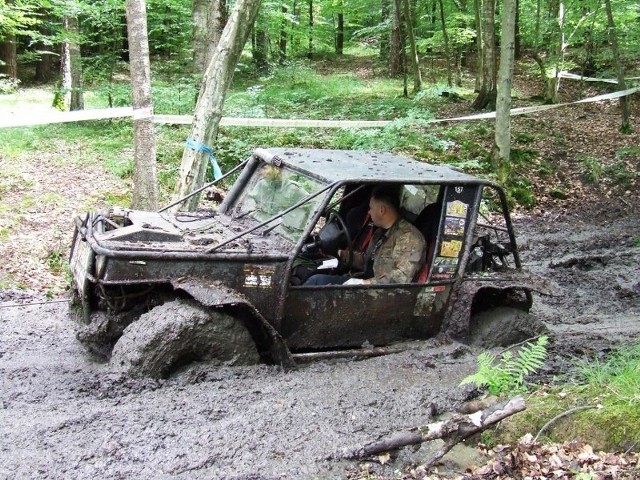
[414,291,436,316]
[444,216,466,236]
[446,200,468,218]
[243,265,274,288]
[440,240,463,258]
[431,256,458,279]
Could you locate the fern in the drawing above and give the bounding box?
[461,336,549,396]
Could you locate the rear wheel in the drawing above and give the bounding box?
[468,306,549,349]
[110,298,260,378]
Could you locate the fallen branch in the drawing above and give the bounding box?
[334,395,526,465]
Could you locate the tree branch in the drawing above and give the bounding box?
[334,396,526,461]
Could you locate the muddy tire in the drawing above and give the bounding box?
[468,306,549,349]
[110,299,260,378]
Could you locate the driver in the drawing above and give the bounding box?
[304,185,426,285]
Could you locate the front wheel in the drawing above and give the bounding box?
[110,299,260,378]
[468,306,549,349]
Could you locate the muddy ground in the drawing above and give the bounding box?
[0,205,638,479]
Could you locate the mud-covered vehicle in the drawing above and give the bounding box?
[70,148,551,377]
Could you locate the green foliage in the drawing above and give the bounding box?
[460,336,549,396]
[603,161,636,188]
[514,132,537,144]
[0,0,39,38]
[495,342,640,451]
[548,188,568,200]
[45,249,66,275]
[510,148,537,166]
[579,154,603,184]
[508,178,536,208]
[577,341,640,406]
[0,76,20,94]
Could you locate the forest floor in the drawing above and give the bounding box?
[0,58,639,478]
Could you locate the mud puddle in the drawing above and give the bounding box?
[0,211,638,478]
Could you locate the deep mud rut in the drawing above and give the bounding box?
[0,210,638,479]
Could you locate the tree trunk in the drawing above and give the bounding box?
[402,0,422,92]
[125,0,159,211]
[438,0,452,87]
[379,0,390,61]
[604,0,631,133]
[61,16,84,111]
[473,0,482,92]
[307,0,314,59]
[514,0,521,59]
[173,0,263,211]
[493,0,517,182]
[279,4,288,63]
[534,0,541,46]
[193,0,226,77]
[0,35,18,79]
[192,0,209,74]
[389,0,403,75]
[472,0,497,110]
[538,0,562,104]
[253,19,268,70]
[335,8,344,55]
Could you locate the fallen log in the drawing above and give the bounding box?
[335,395,526,465]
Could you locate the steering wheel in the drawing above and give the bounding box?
[326,212,353,269]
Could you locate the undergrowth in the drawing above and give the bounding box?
[461,336,549,396]
[486,341,640,452]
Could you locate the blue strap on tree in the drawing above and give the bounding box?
[185,137,223,180]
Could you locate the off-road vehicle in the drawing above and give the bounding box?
[69,148,551,377]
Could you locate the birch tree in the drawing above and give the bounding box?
[493,0,517,181]
[174,0,262,211]
[126,0,158,210]
[60,14,83,111]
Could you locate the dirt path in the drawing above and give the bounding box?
[1,209,638,478]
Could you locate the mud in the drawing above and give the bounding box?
[1,210,639,479]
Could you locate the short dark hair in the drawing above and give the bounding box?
[371,184,401,212]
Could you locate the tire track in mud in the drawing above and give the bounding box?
[515,212,640,356]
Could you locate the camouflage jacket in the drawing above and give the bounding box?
[369,218,426,284]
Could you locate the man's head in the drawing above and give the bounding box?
[368,185,401,229]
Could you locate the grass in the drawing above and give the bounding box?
[486,342,640,452]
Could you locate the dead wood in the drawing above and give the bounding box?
[335,395,526,464]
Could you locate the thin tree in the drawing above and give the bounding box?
[472,0,496,109]
[389,0,403,75]
[308,0,314,59]
[279,3,288,62]
[473,0,482,92]
[174,0,262,211]
[604,0,631,133]
[438,0,452,87]
[402,0,422,92]
[335,0,344,55]
[60,14,83,111]
[125,0,158,210]
[493,0,517,183]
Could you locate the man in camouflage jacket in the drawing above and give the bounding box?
[306,184,426,285]
[349,185,426,285]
